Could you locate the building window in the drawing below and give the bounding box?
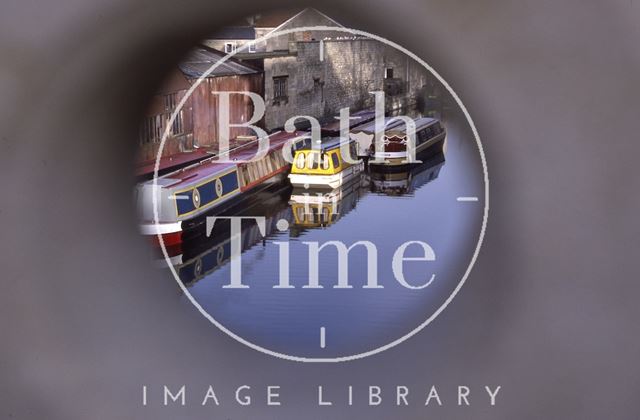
[164,93,177,110]
[248,42,256,53]
[164,92,183,135]
[171,109,184,136]
[273,76,288,101]
[140,114,164,145]
[385,67,394,79]
[139,104,184,145]
[224,42,236,53]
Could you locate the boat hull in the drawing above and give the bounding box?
[288,163,363,189]
[136,131,307,242]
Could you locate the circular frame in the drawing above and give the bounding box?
[152,26,489,363]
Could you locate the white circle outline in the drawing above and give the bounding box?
[152,26,489,363]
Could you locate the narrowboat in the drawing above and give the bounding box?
[350,117,446,168]
[288,137,363,189]
[136,131,307,246]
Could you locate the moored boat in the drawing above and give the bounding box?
[136,131,307,245]
[350,117,446,168]
[288,137,363,189]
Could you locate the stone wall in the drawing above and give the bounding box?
[263,38,438,130]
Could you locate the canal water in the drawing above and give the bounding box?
[165,107,486,359]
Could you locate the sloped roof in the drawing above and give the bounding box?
[255,8,344,29]
[178,46,261,78]
[154,69,191,94]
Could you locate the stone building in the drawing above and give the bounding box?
[203,26,256,55]
[205,8,443,131]
[262,37,437,130]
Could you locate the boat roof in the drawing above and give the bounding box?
[350,117,438,135]
[149,131,306,189]
[320,109,376,135]
[135,149,213,179]
[297,136,355,152]
[178,46,261,78]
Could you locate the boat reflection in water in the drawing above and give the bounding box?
[288,175,365,236]
[368,152,445,196]
[170,173,369,287]
[173,184,293,286]
[163,153,446,288]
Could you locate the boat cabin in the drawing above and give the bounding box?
[350,117,446,166]
[288,137,362,189]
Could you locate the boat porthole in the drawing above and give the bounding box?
[193,258,203,278]
[215,178,223,198]
[192,188,201,209]
[216,245,224,265]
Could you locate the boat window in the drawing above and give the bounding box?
[274,150,283,168]
[307,153,319,169]
[321,154,330,170]
[322,207,330,221]
[331,153,340,169]
[295,153,306,169]
[418,129,427,143]
[247,162,257,182]
[427,125,434,138]
[242,166,250,184]
[264,153,273,173]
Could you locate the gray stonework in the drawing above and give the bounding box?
[262,38,441,130]
[199,8,445,131]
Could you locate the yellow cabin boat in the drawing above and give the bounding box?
[288,137,363,189]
